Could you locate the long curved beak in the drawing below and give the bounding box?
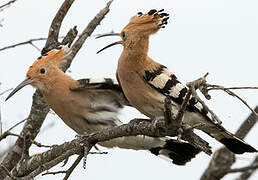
[95,33,120,39]
[5,77,33,101]
[96,41,123,54]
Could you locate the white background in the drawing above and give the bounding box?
[0,0,257,179]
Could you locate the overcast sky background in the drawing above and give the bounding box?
[0,0,257,179]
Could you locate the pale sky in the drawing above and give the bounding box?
[0,0,257,179]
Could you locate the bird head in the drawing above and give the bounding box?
[5,45,70,101]
[97,9,169,53]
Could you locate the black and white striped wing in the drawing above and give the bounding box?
[143,65,219,125]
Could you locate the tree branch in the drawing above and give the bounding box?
[236,155,258,180]
[0,0,17,11]
[227,164,258,173]
[42,0,75,54]
[0,0,76,179]
[0,38,48,52]
[200,106,258,180]
[9,117,211,178]
[0,0,113,179]
[207,84,258,118]
[66,0,113,68]
[0,118,27,141]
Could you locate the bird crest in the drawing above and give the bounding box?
[125,9,169,33]
[97,9,169,54]
[26,45,70,79]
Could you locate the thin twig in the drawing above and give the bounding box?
[201,106,258,180]
[67,0,114,64]
[29,42,41,52]
[83,146,90,169]
[207,84,258,118]
[0,118,27,141]
[88,151,108,154]
[0,38,47,52]
[227,164,258,173]
[163,97,173,125]
[0,30,115,52]
[208,86,258,91]
[42,170,66,176]
[236,155,258,180]
[187,73,222,125]
[7,118,27,132]
[0,0,17,10]
[175,90,192,124]
[0,132,21,141]
[31,140,52,148]
[63,154,83,180]
[0,88,13,96]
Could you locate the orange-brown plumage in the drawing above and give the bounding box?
[98,9,257,154]
[6,44,202,165]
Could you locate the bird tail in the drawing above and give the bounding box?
[202,127,257,154]
[99,136,200,165]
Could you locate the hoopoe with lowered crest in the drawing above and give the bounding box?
[6,45,202,165]
[97,9,257,154]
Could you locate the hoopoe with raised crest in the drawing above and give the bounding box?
[97,9,257,154]
[5,45,202,165]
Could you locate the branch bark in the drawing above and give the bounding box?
[42,0,75,54]
[200,106,258,180]
[9,118,211,178]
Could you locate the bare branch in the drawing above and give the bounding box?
[43,0,75,53]
[227,164,258,173]
[66,0,114,66]
[41,154,83,180]
[208,86,258,91]
[0,38,47,52]
[9,117,211,178]
[31,140,52,148]
[63,154,83,180]
[200,106,258,180]
[0,0,77,177]
[0,118,27,141]
[0,0,17,11]
[236,155,258,180]
[61,26,78,47]
[207,84,258,118]
[0,88,13,96]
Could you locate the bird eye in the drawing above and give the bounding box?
[121,32,126,39]
[40,68,46,74]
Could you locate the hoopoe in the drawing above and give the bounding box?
[97,9,257,154]
[5,46,201,165]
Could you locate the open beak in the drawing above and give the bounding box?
[5,77,33,101]
[96,41,123,54]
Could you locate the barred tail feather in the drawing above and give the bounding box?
[149,139,201,165]
[203,129,257,154]
[100,136,200,165]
